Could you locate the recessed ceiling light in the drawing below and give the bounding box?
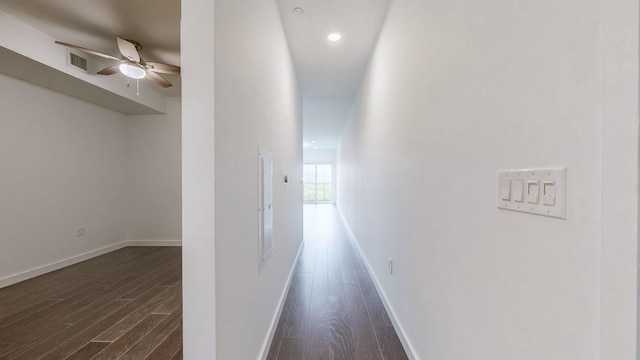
[293,7,304,15]
[327,32,342,42]
[311,140,316,144]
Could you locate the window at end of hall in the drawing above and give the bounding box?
[303,164,332,202]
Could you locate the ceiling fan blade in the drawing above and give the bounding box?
[145,71,173,88]
[116,37,140,63]
[55,41,119,61]
[145,62,181,75]
[97,65,120,75]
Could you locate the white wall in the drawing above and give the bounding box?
[304,149,336,164]
[599,0,639,358]
[0,72,183,287]
[181,0,217,358]
[214,0,303,358]
[304,149,337,203]
[0,73,128,283]
[337,0,638,359]
[126,97,182,243]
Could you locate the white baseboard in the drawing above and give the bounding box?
[127,239,183,247]
[0,240,183,289]
[337,206,418,360]
[0,241,128,289]
[259,239,305,360]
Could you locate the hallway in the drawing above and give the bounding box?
[267,205,408,359]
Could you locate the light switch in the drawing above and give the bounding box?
[512,179,524,202]
[542,181,556,206]
[500,179,511,200]
[527,180,539,204]
[497,167,566,219]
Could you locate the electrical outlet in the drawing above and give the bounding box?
[76,226,85,236]
[388,257,393,275]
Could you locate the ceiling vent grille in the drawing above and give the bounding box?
[68,52,88,72]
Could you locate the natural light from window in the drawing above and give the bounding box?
[303,164,333,202]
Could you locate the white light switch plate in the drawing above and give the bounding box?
[497,167,566,219]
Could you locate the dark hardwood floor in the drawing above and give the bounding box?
[267,204,408,360]
[0,207,406,359]
[0,246,182,360]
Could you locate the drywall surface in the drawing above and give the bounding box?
[126,97,182,243]
[303,99,354,149]
[0,73,127,281]
[599,0,639,358]
[0,72,183,286]
[337,0,637,359]
[181,0,216,358]
[304,149,336,164]
[214,0,303,358]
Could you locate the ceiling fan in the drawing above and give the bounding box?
[55,37,180,88]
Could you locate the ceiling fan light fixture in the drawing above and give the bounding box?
[118,63,146,79]
[327,32,342,42]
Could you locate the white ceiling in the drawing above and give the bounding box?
[0,0,389,147]
[277,0,390,149]
[0,0,181,96]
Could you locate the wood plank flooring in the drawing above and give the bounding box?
[268,204,408,360]
[0,246,182,360]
